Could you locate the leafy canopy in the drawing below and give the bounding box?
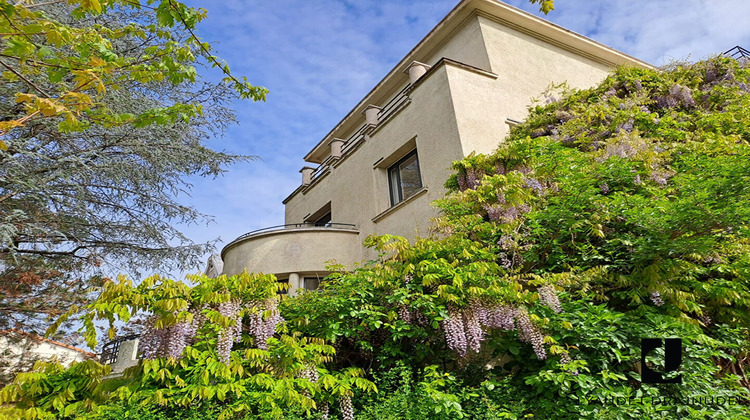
[0,0,261,332]
[0,0,266,150]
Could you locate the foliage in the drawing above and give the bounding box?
[0,1,261,333]
[1,272,375,420]
[5,57,750,419]
[528,0,555,14]
[439,57,750,327]
[283,57,750,418]
[281,235,552,370]
[0,0,265,147]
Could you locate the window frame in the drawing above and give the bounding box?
[388,149,422,206]
[303,277,321,291]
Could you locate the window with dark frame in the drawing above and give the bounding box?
[303,277,321,291]
[388,149,422,206]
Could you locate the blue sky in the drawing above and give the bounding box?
[174,0,750,276]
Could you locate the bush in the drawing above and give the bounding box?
[4,57,750,420]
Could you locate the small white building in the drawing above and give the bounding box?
[0,329,95,381]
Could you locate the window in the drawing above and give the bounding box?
[388,150,422,206]
[313,212,331,227]
[303,277,321,291]
[305,202,332,227]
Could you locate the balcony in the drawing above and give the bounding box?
[293,84,414,195]
[221,223,361,278]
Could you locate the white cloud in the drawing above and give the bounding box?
[505,0,750,65]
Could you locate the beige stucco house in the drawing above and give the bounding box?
[220,0,651,294]
[0,329,95,382]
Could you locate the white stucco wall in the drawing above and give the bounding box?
[446,15,612,157]
[422,15,491,72]
[222,227,362,277]
[0,332,90,380]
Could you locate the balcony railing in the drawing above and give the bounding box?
[378,84,411,122]
[724,45,750,60]
[227,223,358,247]
[101,334,140,365]
[307,84,413,185]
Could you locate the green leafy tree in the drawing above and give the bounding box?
[0,0,265,147]
[1,272,375,420]
[0,1,263,333]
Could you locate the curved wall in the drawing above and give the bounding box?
[221,227,362,277]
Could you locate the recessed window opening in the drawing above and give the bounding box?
[303,277,321,291]
[305,202,332,226]
[388,149,422,206]
[313,212,332,227]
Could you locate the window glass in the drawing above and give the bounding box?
[398,153,422,199]
[388,150,422,205]
[303,277,321,291]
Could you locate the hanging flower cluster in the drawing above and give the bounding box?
[139,307,205,360]
[514,308,547,360]
[296,363,319,401]
[649,291,664,307]
[137,295,285,364]
[538,285,562,313]
[247,298,284,350]
[457,167,483,191]
[441,303,546,359]
[656,83,696,108]
[217,299,242,364]
[397,305,413,324]
[339,395,354,420]
[298,364,320,383]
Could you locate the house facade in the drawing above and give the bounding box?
[220,0,651,294]
[0,329,95,382]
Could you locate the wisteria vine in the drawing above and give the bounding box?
[137,296,285,364]
[439,301,550,360]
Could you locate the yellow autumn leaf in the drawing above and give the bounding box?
[89,56,107,67]
[15,93,36,104]
[34,98,65,117]
[80,0,103,14]
[0,120,23,131]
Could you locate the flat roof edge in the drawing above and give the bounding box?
[301,0,652,164]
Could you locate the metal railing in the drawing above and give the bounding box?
[100,334,140,365]
[724,45,750,60]
[229,222,358,244]
[307,83,413,184]
[340,123,369,156]
[378,84,411,122]
[310,155,333,182]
